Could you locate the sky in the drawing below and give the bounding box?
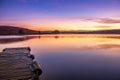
[0,0,120,31]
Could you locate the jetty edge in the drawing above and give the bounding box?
[0,47,42,80]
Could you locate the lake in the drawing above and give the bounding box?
[0,34,120,80]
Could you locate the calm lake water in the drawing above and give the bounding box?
[0,34,120,80]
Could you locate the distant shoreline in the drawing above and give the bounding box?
[0,26,120,35]
[0,33,120,36]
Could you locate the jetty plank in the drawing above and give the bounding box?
[0,47,34,80]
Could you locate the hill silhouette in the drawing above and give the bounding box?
[0,26,39,35]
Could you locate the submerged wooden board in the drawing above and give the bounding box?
[0,47,33,80]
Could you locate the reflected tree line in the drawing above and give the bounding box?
[0,36,60,44]
[0,36,38,44]
[0,35,120,44]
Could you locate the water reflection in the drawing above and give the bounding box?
[0,34,120,80]
[0,36,39,44]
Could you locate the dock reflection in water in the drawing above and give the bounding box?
[0,34,120,80]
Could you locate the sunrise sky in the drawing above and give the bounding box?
[0,0,120,31]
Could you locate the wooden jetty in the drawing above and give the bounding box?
[0,47,42,80]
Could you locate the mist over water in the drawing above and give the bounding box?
[0,34,120,80]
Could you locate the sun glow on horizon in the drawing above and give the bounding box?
[3,18,119,31]
[0,0,120,31]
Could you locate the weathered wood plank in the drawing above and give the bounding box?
[0,47,34,80]
[2,47,31,54]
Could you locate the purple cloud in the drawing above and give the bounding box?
[97,18,120,24]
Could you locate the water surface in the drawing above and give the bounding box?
[0,34,120,80]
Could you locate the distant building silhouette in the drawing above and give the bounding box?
[52,30,60,34]
[18,29,24,34]
[38,31,41,34]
